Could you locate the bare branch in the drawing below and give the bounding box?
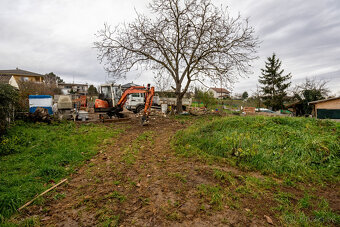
[94,0,259,112]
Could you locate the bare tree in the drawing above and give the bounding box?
[44,72,64,85]
[95,0,259,112]
[153,72,173,92]
[291,77,330,115]
[294,77,330,99]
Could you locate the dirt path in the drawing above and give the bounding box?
[16,115,339,226]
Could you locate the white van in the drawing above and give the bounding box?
[125,93,146,113]
[125,92,192,113]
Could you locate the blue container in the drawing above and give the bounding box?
[29,95,53,115]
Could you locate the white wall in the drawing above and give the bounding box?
[9,76,19,89]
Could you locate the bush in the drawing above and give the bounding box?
[196,90,217,108]
[0,84,19,137]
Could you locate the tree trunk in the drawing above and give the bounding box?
[175,82,183,113]
[176,95,183,113]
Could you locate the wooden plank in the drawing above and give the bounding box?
[18,178,68,211]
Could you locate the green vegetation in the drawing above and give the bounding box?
[259,53,292,110]
[0,121,122,222]
[105,191,126,203]
[195,90,217,108]
[175,116,339,183]
[176,115,339,225]
[275,192,340,226]
[197,184,224,210]
[121,131,154,165]
[0,84,19,136]
[168,172,187,183]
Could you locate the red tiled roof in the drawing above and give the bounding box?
[210,87,230,93]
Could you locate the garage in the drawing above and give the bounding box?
[309,97,340,119]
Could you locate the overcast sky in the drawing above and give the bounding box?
[0,0,339,95]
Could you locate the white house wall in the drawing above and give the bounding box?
[9,76,19,89]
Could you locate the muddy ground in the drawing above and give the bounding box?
[14,114,339,226]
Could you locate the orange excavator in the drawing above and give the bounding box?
[95,84,155,124]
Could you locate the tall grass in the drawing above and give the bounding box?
[175,116,339,182]
[0,121,122,221]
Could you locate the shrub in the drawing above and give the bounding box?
[0,84,19,137]
[196,90,217,108]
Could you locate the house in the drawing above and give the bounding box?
[58,83,88,95]
[122,82,141,90]
[0,74,19,89]
[208,88,230,99]
[309,97,340,119]
[0,68,44,85]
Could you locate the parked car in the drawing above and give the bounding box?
[255,108,275,113]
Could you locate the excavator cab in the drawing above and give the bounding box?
[95,84,122,112]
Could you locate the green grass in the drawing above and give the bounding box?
[175,116,340,183]
[121,131,154,165]
[278,195,340,226]
[0,121,122,222]
[105,191,126,203]
[197,184,224,210]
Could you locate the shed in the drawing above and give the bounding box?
[309,97,340,119]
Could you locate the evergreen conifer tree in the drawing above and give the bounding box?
[259,53,292,110]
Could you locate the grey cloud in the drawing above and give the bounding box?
[0,0,339,95]
[227,0,340,95]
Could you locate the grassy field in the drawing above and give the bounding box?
[175,116,340,183]
[0,121,122,222]
[0,115,339,226]
[174,116,340,225]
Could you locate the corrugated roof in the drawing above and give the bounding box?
[0,68,44,77]
[0,74,12,83]
[209,87,230,93]
[308,96,340,105]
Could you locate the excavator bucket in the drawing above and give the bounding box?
[107,106,125,118]
[141,114,149,125]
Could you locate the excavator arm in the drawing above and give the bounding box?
[108,84,155,124]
